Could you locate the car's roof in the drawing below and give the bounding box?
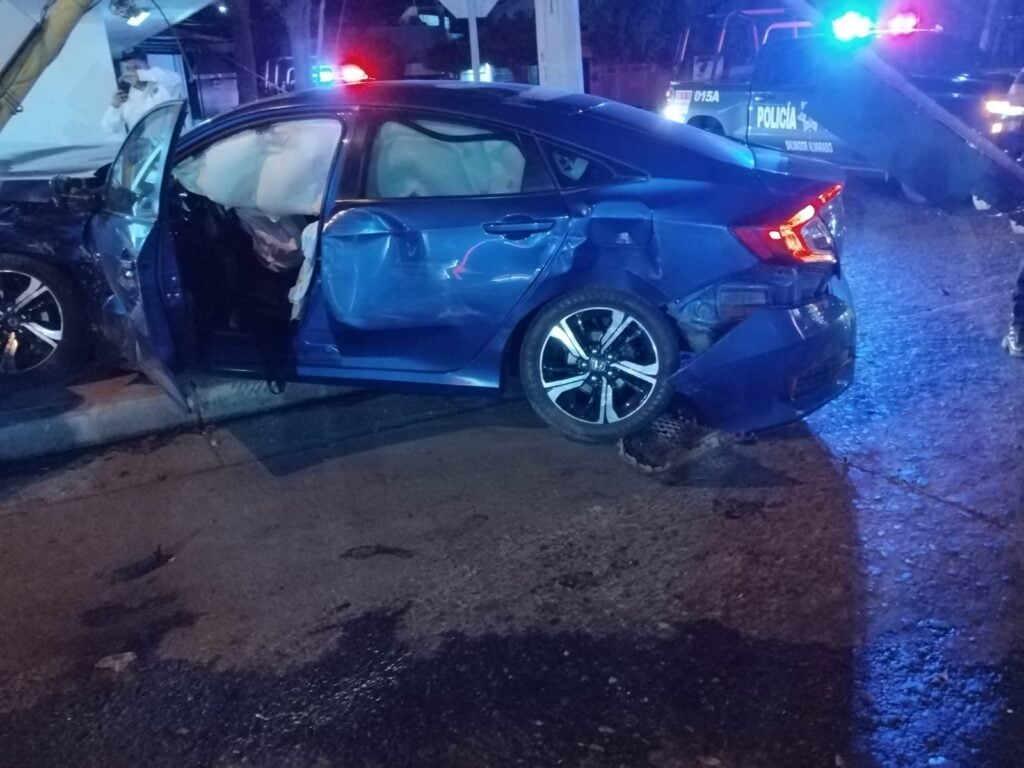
[204,81,610,135]
[184,80,757,178]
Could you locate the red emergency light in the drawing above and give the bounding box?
[340,63,369,83]
[887,11,920,35]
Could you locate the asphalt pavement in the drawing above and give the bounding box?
[1,185,1023,767]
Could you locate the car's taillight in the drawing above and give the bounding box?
[733,183,844,265]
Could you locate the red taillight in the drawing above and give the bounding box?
[733,183,843,264]
[340,63,369,83]
[887,11,920,35]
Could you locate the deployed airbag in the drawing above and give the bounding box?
[288,220,320,320]
[234,208,304,273]
[367,120,525,198]
[174,119,341,216]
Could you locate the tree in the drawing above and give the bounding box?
[480,11,537,68]
[580,0,742,63]
[230,0,260,103]
[266,0,316,90]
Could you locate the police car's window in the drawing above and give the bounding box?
[367,118,549,199]
[755,40,822,89]
[540,142,615,189]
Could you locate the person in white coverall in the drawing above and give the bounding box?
[102,49,184,135]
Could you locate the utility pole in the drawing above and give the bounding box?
[533,0,583,91]
[0,0,93,131]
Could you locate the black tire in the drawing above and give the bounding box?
[0,252,89,388]
[519,287,680,443]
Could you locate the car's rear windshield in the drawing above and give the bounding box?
[584,101,755,169]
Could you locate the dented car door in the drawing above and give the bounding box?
[311,113,572,374]
[87,101,190,407]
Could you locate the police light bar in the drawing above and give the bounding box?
[887,11,920,35]
[831,10,874,41]
[340,64,369,83]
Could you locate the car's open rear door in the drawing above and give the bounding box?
[88,101,190,407]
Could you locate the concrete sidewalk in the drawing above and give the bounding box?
[0,373,353,464]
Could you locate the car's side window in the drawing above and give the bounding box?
[106,104,182,219]
[172,118,343,218]
[365,116,552,199]
[755,40,822,90]
[539,142,616,190]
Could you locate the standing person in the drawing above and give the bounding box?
[1003,67,1024,358]
[102,49,184,136]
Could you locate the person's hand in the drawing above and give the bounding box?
[111,90,128,108]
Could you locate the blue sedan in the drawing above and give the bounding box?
[84,81,855,442]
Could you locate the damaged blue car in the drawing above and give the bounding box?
[37,81,856,441]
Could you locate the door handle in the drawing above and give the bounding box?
[752,95,767,103]
[483,218,556,236]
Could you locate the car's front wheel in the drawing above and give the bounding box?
[519,287,680,442]
[0,253,88,387]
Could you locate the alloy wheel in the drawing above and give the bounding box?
[539,307,660,425]
[0,270,65,374]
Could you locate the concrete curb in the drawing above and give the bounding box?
[0,374,354,464]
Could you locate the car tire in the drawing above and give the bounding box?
[0,253,89,388]
[519,287,680,443]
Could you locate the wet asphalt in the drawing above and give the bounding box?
[1,185,1023,767]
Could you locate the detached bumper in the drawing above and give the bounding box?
[671,278,856,433]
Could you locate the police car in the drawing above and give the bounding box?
[665,9,1022,194]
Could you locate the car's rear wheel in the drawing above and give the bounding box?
[519,287,679,443]
[0,253,88,387]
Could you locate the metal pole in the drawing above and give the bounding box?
[782,0,1024,210]
[0,0,93,131]
[980,0,1001,52]
[468,0,480,82]
[316,0,327,62]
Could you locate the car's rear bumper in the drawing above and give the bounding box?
[671,277,856,433]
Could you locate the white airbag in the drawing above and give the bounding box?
[174,119,341,216]
[234,208,305,273]
[368,120,525,199]
[289,221,320,320]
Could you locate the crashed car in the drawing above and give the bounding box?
[0,145,120,383]
[8,82,856,441]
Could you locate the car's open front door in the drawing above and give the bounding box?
[88,101,190,407]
